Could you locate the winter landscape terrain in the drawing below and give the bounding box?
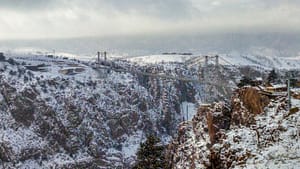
[1,0,300,168]
[0,49,299,168]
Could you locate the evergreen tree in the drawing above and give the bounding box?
[237,76,253,88]
[133,135,167,169]
[290,78,298,88]
[0,53,5,61]
[267,69,278,83]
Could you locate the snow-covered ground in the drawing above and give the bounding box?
[168,90,300,169]
[0,52,199,168]
[4,48,300,70]
[127,53,300,70]
[1,49,300,168]
[127,54,195,65]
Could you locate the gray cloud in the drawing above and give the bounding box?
[0,0,195,19]
[0,0,57,10]
[0,0,299,39]
[100,0,196,20]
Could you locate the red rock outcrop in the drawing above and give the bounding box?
[166,102,231,168]
[231,87,270,126]
[166,87,292,169]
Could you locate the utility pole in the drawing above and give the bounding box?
[205,56,208,67]
[181,104,184,121]
[186,104,189,121]
[287,78,291,111]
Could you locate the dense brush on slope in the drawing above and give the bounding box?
[166,87,300,169]
[1,53,289,168]
[0,56,196,168]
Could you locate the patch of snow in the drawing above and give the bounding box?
[122,131,143,159]
[127,54,194,65]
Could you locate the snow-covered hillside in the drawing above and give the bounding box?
[220,53,300,70]
[128,53,300,70]
[127,54,194,65]
[166,87,300,169]
[0,53,197,168]
[1,51,299,168]
[6,48,300,70]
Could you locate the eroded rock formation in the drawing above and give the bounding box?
[167,87,300,169]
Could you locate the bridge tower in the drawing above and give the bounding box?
[97,51,101,64]
[97,51,108,64]
[215,55,219,67]
[104,51,107,61]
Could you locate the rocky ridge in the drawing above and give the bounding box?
[0,55,197,168]
[166,87,300,169]
[0,53,288,168]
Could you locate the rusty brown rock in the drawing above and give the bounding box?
[231,87,270,126]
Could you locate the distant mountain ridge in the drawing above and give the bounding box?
[1,32,299,57]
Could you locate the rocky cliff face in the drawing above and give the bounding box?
[0,56,196,168]
[1,53,286,168]
[166,87,300,169]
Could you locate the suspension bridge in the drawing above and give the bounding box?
[91,52,244,132]
[91,51,238,88]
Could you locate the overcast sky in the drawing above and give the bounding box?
[0,0,299,40]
